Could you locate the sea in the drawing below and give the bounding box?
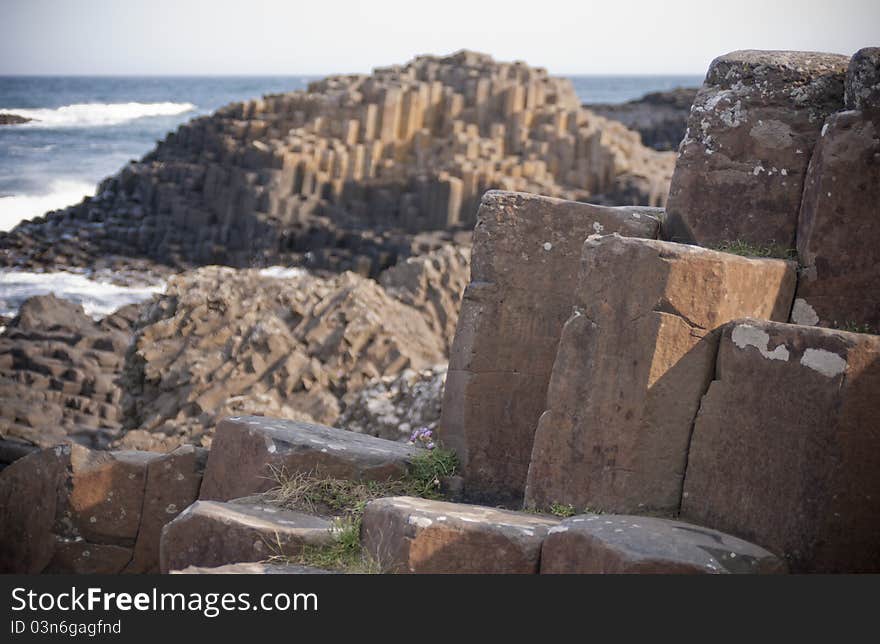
[0,74,700,319]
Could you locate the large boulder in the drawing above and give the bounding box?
[160,499,335,573]
[199,416,419,501]
[439,191,661,505]
[681,319,880,572]
[361,496,559,573]
[664,50,849,247]
[792,51,880,332]
[540,514,786,574]
[525,235,796,514]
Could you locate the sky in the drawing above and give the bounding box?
[1,0,877,76]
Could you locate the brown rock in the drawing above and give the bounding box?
[665,50,849,247]
[845,47,880,111]
[792,107,880,331]
[361,496,559,573]
[525,235,796,514]
[56,445,161,545]
[199,416,419,501]
[172,562,332,574]
[0,446,70,573]
[45,539,133,574]
[159,500,334,573]
[125,445,208,573]
[540,514,786,574]
[681,319,880,572]
[439,191,661,505]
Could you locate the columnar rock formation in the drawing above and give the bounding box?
[0,50,673,278]
[439,191,661,505]
[681,319,880,572]
[524,236,796,514]
[792,48,880,332]
[664,50,850,247]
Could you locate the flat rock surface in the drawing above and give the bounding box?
[160,499,335,573]
[172,562,333,574]
[361,496,560,573]
[541,514,786,574]
[200,416,420,501]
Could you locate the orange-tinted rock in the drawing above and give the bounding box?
[540,514,786,574]
[525,235,796,514]
[361,496,559,573]
[681,319,880,572]
[439,191,660,505]
[665,50,848,247]
[199,416,418,501]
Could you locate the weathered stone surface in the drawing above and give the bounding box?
[57,445,161,545]
[681,319,880,572]
[0,295,141,449]
[199,416,419,501]
[125,445,208,573]
[159,499,334,573]
[440,191,661,505]
[361,496,559,573]
[665,50,849,247]
[540,514,786,574]
[45,540,133,575]
[525,235,796,514]
[845,47,880,111]
[172,562,332,574]
[0,445,70,573]
[792,108,880,331]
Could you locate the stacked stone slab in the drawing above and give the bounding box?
[664,50,849,247]
[0,51,673,278]
[681,319,880,572]
[199,416,419,501]
[792,48,880,332]
[159,499,335,573]
[439,191,661,505]
[540,514,786,574]
[0,443,206,574]
[525,235,796,514]
[361,496,560,573]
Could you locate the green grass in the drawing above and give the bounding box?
[549,503,577,518]
[711,240,797,260]
[260,447,458,573]
[836,321,877,335]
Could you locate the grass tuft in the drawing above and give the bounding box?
[711,240,797,260]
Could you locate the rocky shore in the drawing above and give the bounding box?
[1,47,879,575]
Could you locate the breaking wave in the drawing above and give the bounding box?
[0,101,195,128]
[0,179,95,232]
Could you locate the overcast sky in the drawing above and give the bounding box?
[1,0,877,76]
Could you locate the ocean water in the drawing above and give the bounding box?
[0,73,700,317]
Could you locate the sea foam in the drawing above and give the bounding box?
[1,101,195,128]
[0,271,164,320]
[0,179,95,232]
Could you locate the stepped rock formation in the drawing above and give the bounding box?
[681,319,880,572]
[664,50,849,247]
[118,247,465,450]
[524,235,796,514]
[792,48,880,332]
[0,51,673,278]
[439,191,661,505]
[0,295,141,449]
[587,87,698,151]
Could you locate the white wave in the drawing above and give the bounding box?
[0,270,164,320]
[1,101,195,128]
[0,179,95,232]
[258,266,308,279]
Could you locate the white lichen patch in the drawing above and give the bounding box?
[408,515,435,529]
[592,221,605,234]
[731,324,790,361]
[547,525,569,534]
[800,348,847,378]
[791,298,819,326]
[542,242,552,251]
